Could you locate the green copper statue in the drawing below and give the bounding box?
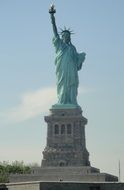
[49,4,86,108]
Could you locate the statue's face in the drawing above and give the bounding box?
[62,31,71,43]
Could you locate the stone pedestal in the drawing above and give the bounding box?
[9,107,118,182]
[42,107,90,167]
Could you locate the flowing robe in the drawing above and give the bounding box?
[53,35,85,105]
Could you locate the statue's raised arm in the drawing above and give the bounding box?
[49,4,58,37]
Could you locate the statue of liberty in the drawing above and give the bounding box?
[49,5,86,108]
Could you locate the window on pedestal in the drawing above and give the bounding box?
[54,124,59,134]
[61,124,65,134]
[67,124,72,134]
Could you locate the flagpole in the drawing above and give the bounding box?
[119,160,121,182]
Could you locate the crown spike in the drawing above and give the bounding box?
[59,26,74,35]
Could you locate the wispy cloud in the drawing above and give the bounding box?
[0,87,56,124]
[0,86,94,124]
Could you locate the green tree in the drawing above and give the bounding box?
[0,161,32,183]
[0,172,9,183]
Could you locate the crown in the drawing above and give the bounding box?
[59,27,74,35]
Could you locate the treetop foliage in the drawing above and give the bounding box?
[0,160,33,183]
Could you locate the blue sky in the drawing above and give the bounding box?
[0,0,124,181]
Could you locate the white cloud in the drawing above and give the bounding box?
[0,86,94,124]
[0,87,56,124]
